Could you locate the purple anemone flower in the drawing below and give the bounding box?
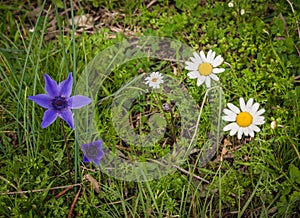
[81,140,104,166]
[28,73,92,129]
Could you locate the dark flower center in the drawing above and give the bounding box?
[86,144,99,158]
[52,96,68,110]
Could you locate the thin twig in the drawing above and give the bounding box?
[0,183,82,196]
[0,176,27,198]
[279,13,289,37]
[68,186,81,218]
[106,196,135,205]
[146,0,157,9]
[172,164,210,184]
[54,186,73,199]
[286,0,300,40]
[187,90,209,152]
[286,0,300,56]
[149,159,210,184]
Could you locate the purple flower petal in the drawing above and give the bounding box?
[98,150,104,158]
[59,72,73,97]
[81,143,88,151]
[83,155,90,163]
[92,157,101,166]
[81,140,104,165]
[41,109,58,128]
[58,109,74,129]
[44,74,59,97]
[28,94,52,109]
[68,95,92,109]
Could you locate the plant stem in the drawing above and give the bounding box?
[61,120,71,179]
[169,109,177,144]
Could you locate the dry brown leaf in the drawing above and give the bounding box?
[220,147,228,161]
[223,138,232,147]
[68,14,94,27]
[83,174,100,193]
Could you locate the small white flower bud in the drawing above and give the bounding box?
[271,120,276,129]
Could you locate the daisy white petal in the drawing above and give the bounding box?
[212,68,225,74]
[254,116,265,122]
[211,55,223,67]
[187,71,199,79]
[255,119,265,125]
[227,103,240,114]
[229,124,239,136]
[224,122,237,131]
[207,50,216,62]
[250,102,260,114]
[246,98,254,110]
[251,125,260,132]
[193,52,202,63]
[190,56,197,63]
[223,108,238,117]
[209,73,220,81]
[255,108,265,116]
[210,51,216,61]
[237,128,243,139]
[199,50,207,62]
[196,76,206,86]
[205,77,211,88]
[239,98,246,111]
[222,115,236,122]
[185,61,198,71]
[249,129,255,137]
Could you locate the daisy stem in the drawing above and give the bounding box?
[282,126,300,161]
[61,120,71,179]
[169,109,177,144]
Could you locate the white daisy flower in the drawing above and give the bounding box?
[240,9,245,15]
[228,1,234,7]
[144,72,164,89]
[185,50,225,88]
[222,98,265,139]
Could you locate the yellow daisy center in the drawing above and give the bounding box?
[236,112,253,127]
[198,62,213,76]
[151,78,158,83]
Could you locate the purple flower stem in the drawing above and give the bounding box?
[61,119,71,179]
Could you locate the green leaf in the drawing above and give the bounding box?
[295,86,300,98]
[54,149,64,165]
[55,0,64,9]
[289,164,300,184]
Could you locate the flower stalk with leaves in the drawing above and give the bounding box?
[29,72,92,176]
